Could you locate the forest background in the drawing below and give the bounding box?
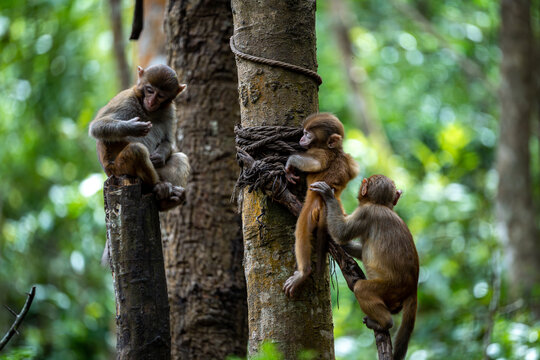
[0,0,539,359]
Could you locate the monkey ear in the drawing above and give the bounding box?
[393,189,402,206]
[177,84,187,95]
[327,134,342,149]
[361,178,368,197]
[137,66,144,78]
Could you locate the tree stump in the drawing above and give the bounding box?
[104,176,170,360]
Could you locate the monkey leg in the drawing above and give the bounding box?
[341,241,363,259]
[113,143,159,185]
[283,201,318,297]
[153,152,190,211]
[156,152,190,187]
[353,279,394,331]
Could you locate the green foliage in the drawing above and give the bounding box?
[317,0,539,359]
[0,347,36,360]
[0,0,121,357]
[227,342,284,360]
[1,0,539,359]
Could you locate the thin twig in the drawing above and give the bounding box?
[0,286,36,351]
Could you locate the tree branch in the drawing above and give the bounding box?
[0,286,36,351]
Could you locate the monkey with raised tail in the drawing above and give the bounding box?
[311,175,419,360]
[89,64,190,211]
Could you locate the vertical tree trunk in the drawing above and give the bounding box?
[108,0,131,89]
[328,0,374,136]
[163,1,248,359]
[496,0,540,316]
[136,0,167,68]
[231,1,335,359]
[104,176,170,360]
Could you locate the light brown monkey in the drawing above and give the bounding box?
[310,175,419,360]
[89,64,190,211]
[283,113,359,297]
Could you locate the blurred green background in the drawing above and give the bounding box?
[0,0,538,359]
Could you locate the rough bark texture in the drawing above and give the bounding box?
[104,176,170,360]
[496,0,540,316]
[163,1,248,359]
[374,330,393,360]
[231,1,335,359]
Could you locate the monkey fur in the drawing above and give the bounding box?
[89,64,190,211]
[89,64,190,266]
[283,113,359,297]
[310,175,419,360]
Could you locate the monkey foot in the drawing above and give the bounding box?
[283,270,309,298]
[153,182,186,211]
[363,316,392,331]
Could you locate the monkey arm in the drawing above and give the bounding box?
[89,115,132,140]
[153,140,173,158]
[150,140,173,168]
[286,153,325,173]
[325,198,364,244]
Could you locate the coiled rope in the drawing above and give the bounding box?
[234,125,304,197]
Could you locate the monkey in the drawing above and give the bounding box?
[282,113,359,298]
[89,64,190,211]
[310,175,419,360]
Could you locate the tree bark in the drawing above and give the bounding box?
[163,1,248,359]
[104,176,170,360]
[108,0,131,89]
[136,0,167,68]
[496,0,540,317]
[231,1,335,359]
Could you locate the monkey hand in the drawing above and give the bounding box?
[309,181,335,201]
[285,166,300,184]
[150,152,166,168]
[127,117,152,137]
[283,270,309,298]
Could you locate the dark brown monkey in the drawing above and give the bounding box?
[283,113,359,297]
[310,175,419,360]
[89,64,190,211]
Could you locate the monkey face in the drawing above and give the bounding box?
[299,129,314,148]
[143,85,166,112]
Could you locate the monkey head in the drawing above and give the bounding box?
[300,113,345,150]
[358,174,402,208]
[136,64,187,112]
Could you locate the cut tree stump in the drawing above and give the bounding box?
[103,176,170,360]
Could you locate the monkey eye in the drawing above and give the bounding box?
[145,86,155,94]
[157,92,166,99]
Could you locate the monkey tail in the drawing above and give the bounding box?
[393,294,417,360]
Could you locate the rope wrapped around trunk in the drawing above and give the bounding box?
[234,125,304,196]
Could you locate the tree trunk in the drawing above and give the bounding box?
[104,176,170,360]
[162,1,248,359]
[108,0,131,89]
[231,1,335,359]
[496,0,540,316]
[136,0,167,68]
[328,0,375,137]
